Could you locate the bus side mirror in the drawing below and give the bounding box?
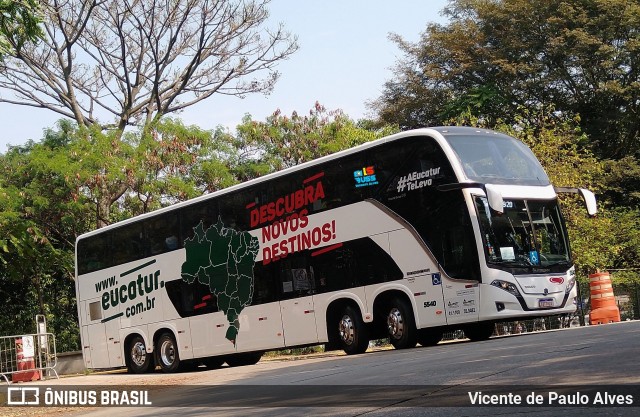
[554,187,597,217]
[485,184,504,215]
[579,188,597,217]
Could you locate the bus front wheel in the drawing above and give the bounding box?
[126,335,152,374]
[337,305,369,355]
[155,333,181,373]
[386,297,417,349]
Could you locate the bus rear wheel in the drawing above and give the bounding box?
[127,335,152,374]
[155,333,181,373]
[337,305,369,355]
[386,297,417,349]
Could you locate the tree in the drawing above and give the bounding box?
[0,0,298,227]
[0,0,42,60]
[235,102,398,170]
[372,0,640,159]
[1,0,297,133]
[0,123,89,349]
[0,117,246,347]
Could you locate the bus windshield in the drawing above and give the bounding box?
[474,197,571,272]
[444,133,550,186]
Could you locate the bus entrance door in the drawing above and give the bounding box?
[236,302,285,352]
[82,302,124,368]
[280,296,318,346]
[104,316,123,367]
[442,278,480,325]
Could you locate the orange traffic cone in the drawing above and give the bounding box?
[589,271,620,325]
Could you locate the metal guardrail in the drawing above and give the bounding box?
[0,333,58,384]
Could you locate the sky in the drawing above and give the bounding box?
[0,0,450,152]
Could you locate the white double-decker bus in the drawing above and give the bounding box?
[75,126,596,373]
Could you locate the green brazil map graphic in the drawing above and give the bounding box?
[180,218,260,344]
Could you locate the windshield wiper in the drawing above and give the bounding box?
[542,260,570,268]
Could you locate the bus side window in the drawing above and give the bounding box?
[180,202,218,245]
[165,279,218,317]
[112,225,144,266]
[277,257,315,300]
[78,233,110,274]
[143,213,179,255]
[252,262,279,305]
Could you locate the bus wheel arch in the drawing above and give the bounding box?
[154,329,181,373]
[326,299,369,355]
[373,290,418,350]
[124,334,153,374]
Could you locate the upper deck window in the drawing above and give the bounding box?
[443,132,550,186]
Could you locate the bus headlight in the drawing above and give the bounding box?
[490,280,521,297]
[565,277,576,294]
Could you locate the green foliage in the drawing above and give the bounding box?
[0,0,42,59]
[601,157,640,207]
[235,102,398,169]
[0,121,85,349]
[374,0,640,160]
[0,117,248,349]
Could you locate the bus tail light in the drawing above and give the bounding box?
[490,280,521,297]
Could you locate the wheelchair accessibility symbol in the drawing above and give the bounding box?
[529,250,540,265]
[432,273,441,286]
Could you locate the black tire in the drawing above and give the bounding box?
[337,305,369,355]
[202,357,225,369]
[386,297,417,349]
[417,329,443,347]
[155,333,181,373]
[225,351,263,367]
[126,335,153,374]
[464,322,495,341]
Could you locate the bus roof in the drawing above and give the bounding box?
[75,126,501,242]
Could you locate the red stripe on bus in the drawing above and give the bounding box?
[311,243,343,257]
[303,172,325,184]
[246,202,256,209]
[202,294,212,301]
[194,302,206,310]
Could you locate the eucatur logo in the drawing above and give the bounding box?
[549,277,564,284]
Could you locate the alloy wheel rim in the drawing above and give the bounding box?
[339,315,355,345]
[160,339,175,366]
[131,341,146,366]
[388,308,404,340]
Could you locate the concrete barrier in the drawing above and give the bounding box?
[55,351,86,376]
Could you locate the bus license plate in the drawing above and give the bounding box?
[539,298,554,308]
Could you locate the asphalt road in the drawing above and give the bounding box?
[5,321,640,416]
